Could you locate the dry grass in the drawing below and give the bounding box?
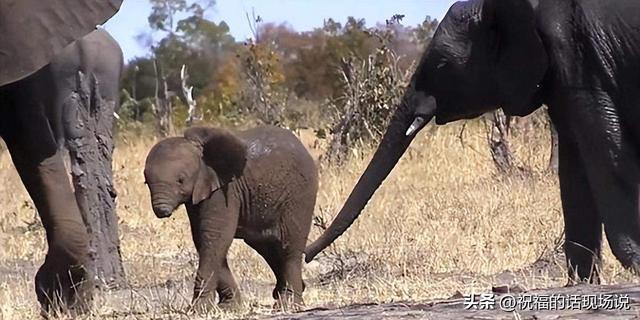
[1,120,638,319]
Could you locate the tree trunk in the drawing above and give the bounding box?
[153,59,173,137]
[63,70,125,288]
[488,110,517,175]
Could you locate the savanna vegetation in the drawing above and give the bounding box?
[2,1,638,319]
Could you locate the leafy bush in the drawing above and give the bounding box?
[323,18,416,164]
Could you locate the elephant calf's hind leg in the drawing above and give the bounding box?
[272,252,305,311]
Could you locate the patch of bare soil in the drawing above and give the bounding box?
[2,217,638,320]
[261,245,640,320]
[3,247,640,319]
[262,283,640,320]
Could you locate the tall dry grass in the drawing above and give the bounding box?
[0,120,637,319]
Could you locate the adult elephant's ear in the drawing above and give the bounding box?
[485,0,548,116]
[184,127,248,184]
[0,0,123,86]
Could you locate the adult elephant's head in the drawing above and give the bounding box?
[304,0,548,262]
[0,0,122,86]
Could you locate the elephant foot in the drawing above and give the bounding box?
[619,258,640,278]
[191,292,217,314]
[192,287,243,313]
[272,290,304,313]
[216,285,243,311]
[35,262,94,318]
[565,268,601,287]
[565,276,600,287]
[218,297,244,312]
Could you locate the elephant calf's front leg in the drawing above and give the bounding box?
[192,251,223,311]
[193,256,243,312]
[216,258,241,309]
[191,207,239,312]
[193,248,232,311]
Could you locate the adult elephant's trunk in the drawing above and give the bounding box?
[304,89,437,262]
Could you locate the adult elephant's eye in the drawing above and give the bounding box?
[437,57,448,69]
[178,177,185,184]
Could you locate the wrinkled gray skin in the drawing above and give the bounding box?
[50,29,124,148]
[144,126,318,311]
[306,0,640,286]
[0,1,122,315]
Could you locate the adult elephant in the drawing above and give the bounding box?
[305,0,640,285]
[0,0,122,315]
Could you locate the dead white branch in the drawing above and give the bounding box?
[180,64,199,126]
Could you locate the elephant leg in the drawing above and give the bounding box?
[216,258,241,308]
[259,243,304,311]
[193,244,233,312]
[278,251,305,310]
[1,108,92,315]
[248,236,305,311]
[591,168,640,273]
[248,241,286,301]
[564,95,640,275]
[193,249,230,312]
[271,205,312,310]
[593,169,640,273]
[556,128,602,284]
[191,201,239,312]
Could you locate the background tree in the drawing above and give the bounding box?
[122,0,239,132]
[122,6,441,132]
[118,6,559,176]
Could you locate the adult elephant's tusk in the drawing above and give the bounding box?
[405,116,426,136]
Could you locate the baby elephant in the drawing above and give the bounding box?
[143,125,318,311]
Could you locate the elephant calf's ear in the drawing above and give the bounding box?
[192,164,221,204]
[184,127,248,182]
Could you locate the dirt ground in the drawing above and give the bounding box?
[265,247,640,319]
[3,123,640,319]
[3,249,639,319]
[262,283,640,320]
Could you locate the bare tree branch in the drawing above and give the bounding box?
[152,59,173,136]
[180,64,199,126]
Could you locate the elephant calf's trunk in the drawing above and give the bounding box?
[151,193,177,218]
